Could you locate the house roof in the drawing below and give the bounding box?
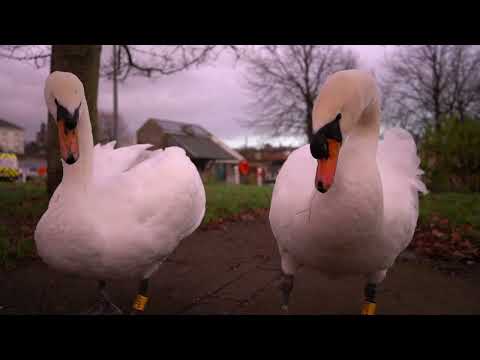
[239,147,294,162]
[151,118,210,138]
[168,135,233,160]
[0,118,23,130]
[144,118,237,161]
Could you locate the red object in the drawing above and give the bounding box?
[38,167,47,177]
[239,160,249,176]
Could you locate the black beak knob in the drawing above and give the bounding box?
[65,154,76,165]
[316,181,327,193]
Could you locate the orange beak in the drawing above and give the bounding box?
[58,119,79,165]
[315,139,341,193]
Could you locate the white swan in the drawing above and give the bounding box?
[35,71,206,314]
[269,70,427,315]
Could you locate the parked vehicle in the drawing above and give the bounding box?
[0,152,22,182]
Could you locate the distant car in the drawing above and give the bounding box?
[0,152,22,182]
[18,165,47,181]
[23,167,38,181]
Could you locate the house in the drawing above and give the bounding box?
[238,144,295,184]
[0,118,24,155]
[136,118,244,183]
[20,122,47,179]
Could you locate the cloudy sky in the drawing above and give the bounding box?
[0,45,390,148]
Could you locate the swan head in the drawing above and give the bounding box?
[44,71,85,165]
[310,69,379,193]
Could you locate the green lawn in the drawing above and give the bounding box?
[419,192,480,229]
[203,183,273,224]
[0,181,478,268]
[0,182,48,268]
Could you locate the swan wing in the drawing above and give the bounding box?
[92,141,156,184]
[269,144,316,245]
[121,146,206,250]
[377,127,428,252]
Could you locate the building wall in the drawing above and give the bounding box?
[209,162,239,184]
[19,157,47,171]
[0,127,24,155]
[136,120,167,149]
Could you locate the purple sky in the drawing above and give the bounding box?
[0,45,390,148]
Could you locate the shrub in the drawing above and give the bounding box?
[419,117,480,192]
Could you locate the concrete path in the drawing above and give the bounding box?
[1,215,480,315]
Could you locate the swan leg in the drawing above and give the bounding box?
[361,270,386,315]
[361,283,377,315]
[278,251,297,312]
[279,272,294,312]
[84,280,123,315]
[130,278,150,315]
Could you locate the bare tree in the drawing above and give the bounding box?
[0,45,238,79]
[99,45,238,138]
[380,45,480,136]
[242,45,358,142]
[0,45,51,67]
[444,45,480,121]
[99,45,238,80]
[0,45,237,196]
[97,111,132,146]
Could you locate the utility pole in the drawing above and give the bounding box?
[112,45,119,143]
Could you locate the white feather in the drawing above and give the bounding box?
[269,70,428,283]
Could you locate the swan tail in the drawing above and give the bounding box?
[378,127,428,195]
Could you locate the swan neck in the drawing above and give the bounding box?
[61,101,94,187]
[309,98,383,224]
[347,98,380,153]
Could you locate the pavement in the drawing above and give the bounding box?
[1,215,480,315]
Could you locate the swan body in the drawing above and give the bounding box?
[270,70,427,293]
[35,72,206,282]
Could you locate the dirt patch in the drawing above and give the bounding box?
[409,214,480,264]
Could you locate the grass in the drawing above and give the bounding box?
[419,192,480,229]
[0,182,48,269]
[0,181,273,268]
[203,184,273,224]
[0,181,478,269]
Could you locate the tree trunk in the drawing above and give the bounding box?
[46,45,102,198]
[305,99,314,143]
[458,104,465,122]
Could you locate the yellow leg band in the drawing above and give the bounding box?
[132,294,149,311]
[361,302,376,315]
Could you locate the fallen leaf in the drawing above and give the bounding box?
[451,232,462,243]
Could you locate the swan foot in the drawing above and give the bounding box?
[129,278,150,315]
[82,280,123,315]
[279,272,294,313]
[84,298,123,315]
[361,283,377,315]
